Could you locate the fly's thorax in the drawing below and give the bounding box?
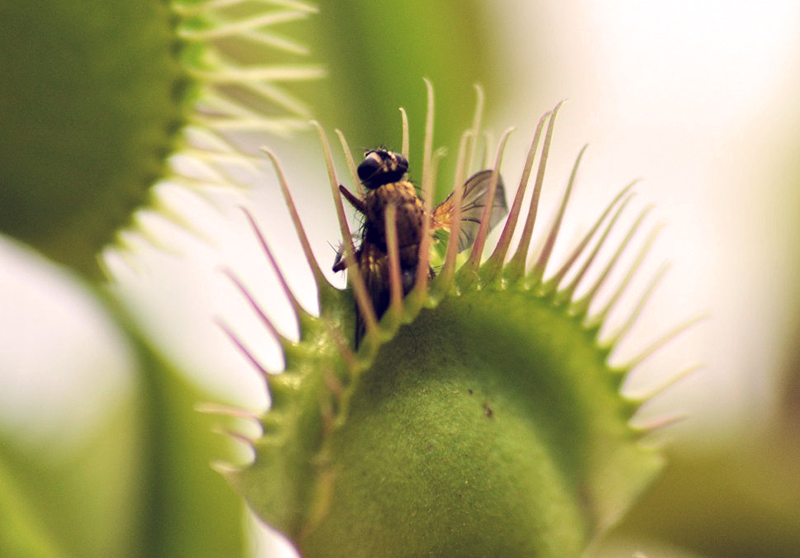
[364,180,426,250]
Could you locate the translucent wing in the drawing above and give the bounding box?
[431,170,507,252]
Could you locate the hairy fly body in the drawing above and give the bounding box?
[335,149,507,346]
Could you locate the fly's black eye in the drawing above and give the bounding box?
[394,153,409,174]
[357,153,383,185]
[358,149,408,189]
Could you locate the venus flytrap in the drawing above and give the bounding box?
[219,84,690,558]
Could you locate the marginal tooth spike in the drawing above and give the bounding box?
[210,460,240,476]
[212,426,256,450]
[601,262,669,348]
[237,30,311,57]
[411,198,432,303]
[172,141,245,184]
[426,147,449,256]
[312,122,378,343]
[572,194,636,289]
[348,253,380,350]
[421,78,436,199]
[466,84,485,175]
[114,229,140,256]
[626,364,705,403]
[97,248,124,281]
[257,0,319,13]
[507,101,565,279]
[530,142,588,282]
[129,212,182,257]
[178,129,245,167]
[411,79,436,303]
[485,111,550,275]
[194,65,326,84]
[385,204,404,319]
[313,122,352,258]
[554,192,637,305]
[575,206,655,320]
[335,129,363,196]
[172,0,222,15]
[240,81,313,117]
[197,116,309,134]
[259,147,328,289]
[183,125,240,154]
[241,207,306,323]
[178,0,316,15]
[620,314,709,371]
[439,130,473,287]
[183,126,273,172]
[181,147,263,168]
[180,12,309,41]
[632,413,689,436]
[170,172,235,191]
[196,405,265,438]
[466,127,514,279]
[151,188,217,246]
[547,183,637,292]
[413,153,448,304]
[586,224,664,330]
[219,265,285,342]
[194,91,260,117]
[400,107,410,161]
[106,235,144,275]
[195,402,261,420]
[431,147,447,179]
[214,317,271,382]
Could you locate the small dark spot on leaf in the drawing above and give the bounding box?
[427,444,434,452]
[468,389,474,395]
[483,404,494,419]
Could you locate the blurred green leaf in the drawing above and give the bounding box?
[0,290,247,558]
[107,295,248,558]
[0,1,188,279]
[614,443,800,558]
[0,389,141,557]
[0,458,66,558]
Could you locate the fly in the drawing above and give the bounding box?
[334,149,507,346]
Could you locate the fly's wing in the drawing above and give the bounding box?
[431,170,508,253]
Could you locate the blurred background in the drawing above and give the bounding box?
[2,1,799,557]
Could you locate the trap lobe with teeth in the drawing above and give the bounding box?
[220,90,695,558]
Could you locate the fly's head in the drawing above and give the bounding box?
[358,149,409,189]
